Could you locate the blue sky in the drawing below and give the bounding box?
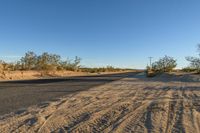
[0,0,200,68]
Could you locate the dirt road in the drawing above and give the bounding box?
[0,72,135,116]
[1,72,200,133]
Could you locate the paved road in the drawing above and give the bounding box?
[0,72,137,116]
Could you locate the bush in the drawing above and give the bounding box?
[152,55,177,72]
[186,56,200,73]
[21,51,37,70]
[0,51,132,74]
[182,67,196,72]
[80,66,128,73]
[185,44,200,73]
[16,51,82,72]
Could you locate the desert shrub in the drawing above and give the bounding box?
[21,51,37,70]
[72,56,81,71]
[146,66,157,77]
[17,51,81,72]
[186,56,200,73]
[81,68,104,73]
[146,69,156,77]
[59,56,81,71]
[13,61,23,70]
[0,60,4,73]
[0,60,10,71]
[80,66,128,73]
[186,44,200,73]
[0,60,8,78]
[0,51,133,74]
[152,55,177,72]
[182,67,196,72]
[36,52,62,75]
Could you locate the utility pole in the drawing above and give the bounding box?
[148,57,153,68]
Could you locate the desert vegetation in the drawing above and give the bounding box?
[0,51,131,80]
[146,55,177,77]
[185,44,200,73]
[81,66,132,73]
[146,44,200,77]
[0,51,82,78]
[18,51,81,72]
[152,55,177,72]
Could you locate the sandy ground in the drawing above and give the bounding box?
[1,72,200,133]
[0,70,127,81]
[0,71,88,81]
[0,72,131,116]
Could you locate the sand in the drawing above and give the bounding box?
[0,70,127,81]
[0,70,88,81]
[0,72,200,133]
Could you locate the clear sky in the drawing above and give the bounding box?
[0,0,200,69]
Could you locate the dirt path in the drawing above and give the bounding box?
[0,73,200,133]
[0,72,133,116]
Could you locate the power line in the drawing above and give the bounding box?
[148,57,153,68]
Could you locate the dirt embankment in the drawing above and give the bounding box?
[0,70,130,81]
[1,73,200,132]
